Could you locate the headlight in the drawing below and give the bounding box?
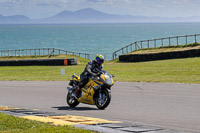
[104,74,110,79]
[106,79,112,85]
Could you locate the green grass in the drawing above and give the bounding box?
[106,57,200,83]
[0,65,85,81]
[0,113,94,133]
[0,56,200,83]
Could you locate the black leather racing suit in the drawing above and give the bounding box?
[79,60,103,89]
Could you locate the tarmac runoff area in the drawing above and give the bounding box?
[0,81,200,133]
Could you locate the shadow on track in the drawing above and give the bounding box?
[52,106,98,111]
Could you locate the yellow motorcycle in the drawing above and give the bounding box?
[67,70,114,109]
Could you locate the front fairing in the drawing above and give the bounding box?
[99,70,114,86]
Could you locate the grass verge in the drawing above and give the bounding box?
[0,56,200,83]
[0,113,94,133]
[106,57,200,83]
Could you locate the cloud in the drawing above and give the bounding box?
[87,0,106,2]
[36,2,67,7]
[1,0,200,18]
[0,0,70,8]
[0,0,17,7]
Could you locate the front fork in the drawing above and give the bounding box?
[99,87,102,99]
[67,87,73,93]
[98,87,104,105]
[67,86,78,99]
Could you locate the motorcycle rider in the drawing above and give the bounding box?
[75,54,104,97]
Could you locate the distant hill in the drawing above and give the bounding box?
[36,8,157,23]
[1,8,200,24]
[0,15,30,24]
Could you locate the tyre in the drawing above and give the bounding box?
[66,92,79,107]
[95,89,111,109]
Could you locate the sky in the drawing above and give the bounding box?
[1,0,200,19]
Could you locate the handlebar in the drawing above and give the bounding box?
[91,75,100,80]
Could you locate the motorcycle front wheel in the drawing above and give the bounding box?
[66,92,79,107]
[95,89,111,109]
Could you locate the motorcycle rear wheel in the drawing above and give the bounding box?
[66,92,79,107]
[95,89,111,109]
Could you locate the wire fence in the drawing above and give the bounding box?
[0,48,90,59]
[113,34,200,60]
[0,48,115,61]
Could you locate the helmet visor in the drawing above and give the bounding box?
[97,59,104,65]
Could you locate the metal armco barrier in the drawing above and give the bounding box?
[0,58,77,66]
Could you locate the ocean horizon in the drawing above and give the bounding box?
[1,23,200,60]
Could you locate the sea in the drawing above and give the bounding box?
[1,23,200,60]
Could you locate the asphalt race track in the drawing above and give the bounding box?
[0,81,200,133]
